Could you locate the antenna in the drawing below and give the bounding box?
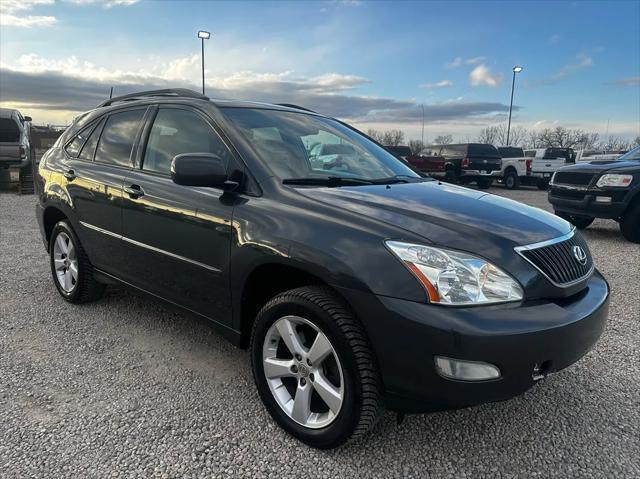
[109,87,113,99]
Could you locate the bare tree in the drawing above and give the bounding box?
[633,136,640,148]
[366,129,384,143]
[382,129,405,146]
[433,134,453,145]
[409,139,425,154]
[477,124,527,146]
[477,126,501,145]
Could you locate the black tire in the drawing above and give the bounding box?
[555,211,594,230]
[537,179,550,190]
[49,221,105,303]
[476,178,493,189]
[619,201,640,243]
[250,286,383,449]
[444,167,459,184]
[503,170,520,190]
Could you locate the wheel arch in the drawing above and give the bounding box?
[42,205,70,251]
[237,262,352,349]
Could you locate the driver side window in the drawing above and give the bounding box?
[143,108,232,175]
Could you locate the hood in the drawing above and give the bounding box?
[295,181,571,253]
[566,160,640,173]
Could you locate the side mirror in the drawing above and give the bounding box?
[171,153,230,188]
[23,116,32,122]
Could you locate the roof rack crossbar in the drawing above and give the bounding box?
[97,88,209,108]
[276,103,316,113]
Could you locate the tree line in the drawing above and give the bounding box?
[367,126,640,155]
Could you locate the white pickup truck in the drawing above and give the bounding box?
[524,147,574,190]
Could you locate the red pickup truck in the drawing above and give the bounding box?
[404,147,446,176]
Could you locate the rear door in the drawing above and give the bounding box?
[533,148,566,176]
[63,107,148,276]
[119,105,236,325]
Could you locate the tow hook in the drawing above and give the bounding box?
[532,361,553,381]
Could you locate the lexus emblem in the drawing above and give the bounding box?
[572,245,587,265]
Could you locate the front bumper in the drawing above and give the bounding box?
[548,187,629,219]
[337,271,609,413]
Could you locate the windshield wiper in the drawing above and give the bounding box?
[282,177,375,187]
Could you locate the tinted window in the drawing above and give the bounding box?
[223,107,418,181]
[94,109,145,167]
[142,108,232,175]
[0,118,20,142]
[78,118,105,161]
[64,123,95,158]
[544,148,572,160]
[468,144,500,157]
[498,147,524,158]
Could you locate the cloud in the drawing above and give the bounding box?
[446,57,463,69]
[446,56,487,68]
[526,53,594,87]
[0,55,516,126]
[469,64,504,87]
[420,80,453,89]
[0,0,56,27]
[465,56,486,65]
[610,76,640,86]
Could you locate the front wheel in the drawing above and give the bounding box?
[620,202,640,243]
[555,211,594,230]
[250,286,383,449]
[537,179,550,190]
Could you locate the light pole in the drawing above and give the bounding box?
[421,104,425,145]
[197,30,211,95]
[506,65,523,146]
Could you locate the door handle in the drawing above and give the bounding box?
[63,169,76,181]
[124,184,145,199]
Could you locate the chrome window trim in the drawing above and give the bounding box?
[514,228,594,288]
[79,221,221,273]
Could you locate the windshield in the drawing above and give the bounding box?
[618,146,640,161]
[222,108,420,183]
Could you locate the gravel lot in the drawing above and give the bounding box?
[1,186,639,478]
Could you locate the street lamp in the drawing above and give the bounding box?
[197,30,211,95]
[506,65,523,146]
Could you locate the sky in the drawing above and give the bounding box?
[1,0,639,142]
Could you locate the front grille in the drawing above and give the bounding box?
[550,189,587,200]
[516,231,593,286]
[553,172,594,186]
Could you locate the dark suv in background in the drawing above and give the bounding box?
[549,146,640,242]
[36,89,609,448]
[427,143,502,188]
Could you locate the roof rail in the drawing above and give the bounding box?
[276,103,316,113]
[97,88,209,108]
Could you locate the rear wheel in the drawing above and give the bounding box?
[444,167,459,184]
[555,211,594,230]
[49,221,105,303]
[620,201,640,243]
[476,178,493,189]
[251,286,383,449]
[503,170,520,190]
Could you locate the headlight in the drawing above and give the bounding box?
[385,241,524,306]
[596,174,633,188]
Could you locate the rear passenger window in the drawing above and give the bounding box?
[78,118,105,161]
[94,109,145,167]
[65,123,95,158]
[142,108,232,175]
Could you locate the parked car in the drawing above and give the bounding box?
[524,148,575,189]
[0,108,33,171]
[385,145,412,160]
[36,89,609,448]
[549,146,640,242]
[405,147,446,176]
[494,146,534,189]
[426,143,502,188]
[575,149,626,162]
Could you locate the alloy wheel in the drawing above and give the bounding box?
[53,232,78,293]
[262,315,344,429]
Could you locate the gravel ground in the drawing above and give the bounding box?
[1,186,639,479]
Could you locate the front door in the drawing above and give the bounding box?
[120,106,236,325]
